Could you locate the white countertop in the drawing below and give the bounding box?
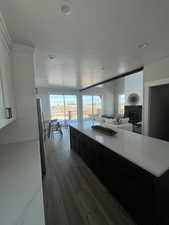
[0,140,45,225]
[70,121,169,177]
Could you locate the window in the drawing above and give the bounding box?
[118,94,125,115]
[82,95,102,120]
[50,95,77,122]
[64,95,77,121]
[50,95,64,120]
[93,96,102,115]
[82,96,93,119]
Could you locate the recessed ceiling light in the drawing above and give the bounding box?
[138,42,149,49]
[60,1,71,15]
[48,54,56,60]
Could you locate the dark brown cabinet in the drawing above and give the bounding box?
[100,147,155,225]
[70,126,101,175]
[69,125,169,225]
[85,138,101,176]
[69,126,80,154]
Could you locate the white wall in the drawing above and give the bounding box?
[112,72,143,114]
[125,71,143,105]
[102,92,114,115]
[113,78,125,114]
[144,57,169,83]
[0,44,38,144]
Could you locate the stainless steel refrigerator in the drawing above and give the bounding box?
[36,98,46,176]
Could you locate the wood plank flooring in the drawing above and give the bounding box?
[43,128,137,225]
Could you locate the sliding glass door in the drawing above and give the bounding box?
[50,95,77,124]
[82,95,102,120]
[64,95,77,121]
[82,96,93,119]
[50,95,65,120]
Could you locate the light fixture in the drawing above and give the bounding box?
[138,42,149,49]
[60,1,72,15]
[48,54,56,60]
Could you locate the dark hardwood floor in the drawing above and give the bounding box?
[43,128,136,225]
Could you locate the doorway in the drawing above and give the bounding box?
[149,84,169,141]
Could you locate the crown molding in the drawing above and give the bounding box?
[0,11,12,50]
[12,43,35,54]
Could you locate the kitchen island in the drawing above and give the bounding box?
[69,121,169,225]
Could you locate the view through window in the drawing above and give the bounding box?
[118,94,125,115]
[50,95,77,122]
[83,95,102,119]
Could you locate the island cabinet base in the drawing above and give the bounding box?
[69,126,169,225]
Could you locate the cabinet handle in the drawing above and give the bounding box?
[5,107,12,119]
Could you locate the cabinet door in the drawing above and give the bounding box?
[69,127,80,153]
[0,36,15,129]
[100,147,155,225]
[99,148,121,192]
[88,140,101,177]
[79,134,100,176]
[79,134,89,163]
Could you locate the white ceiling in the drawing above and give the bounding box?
[1,0,169,89]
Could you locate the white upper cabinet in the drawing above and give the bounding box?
[0,71,5,128]
[0,12,15,129]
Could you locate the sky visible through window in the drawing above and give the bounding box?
[49,95,102,121]
[118,94,125,115]
[82,95,102,119]
[49,95,78,121]
[50,95,102,106]
[119,95,125,105]
[50,95,77,106]
[82,95,102,105]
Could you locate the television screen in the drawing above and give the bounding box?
[124,105,142,124]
